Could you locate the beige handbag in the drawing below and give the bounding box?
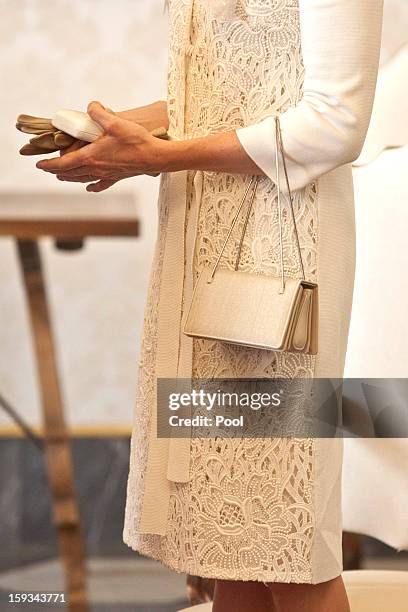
[184,116,318,354]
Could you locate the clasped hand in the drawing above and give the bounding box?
[36,102,166,193]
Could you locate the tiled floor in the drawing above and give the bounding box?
[0,601,187,612]
[0,558,190,611]
[1,555,407,611]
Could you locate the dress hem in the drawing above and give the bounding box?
[123,532,343,586]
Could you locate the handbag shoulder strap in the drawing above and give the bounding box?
[276,117,306,282]
[210,116,306,289]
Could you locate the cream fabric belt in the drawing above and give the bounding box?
[139,169,203,535]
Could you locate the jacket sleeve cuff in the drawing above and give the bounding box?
[236,117,312,193]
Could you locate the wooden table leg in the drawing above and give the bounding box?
[16,240,89,611]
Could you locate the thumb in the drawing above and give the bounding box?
[87,101,118,134]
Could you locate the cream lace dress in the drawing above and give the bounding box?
[123,0,383,584]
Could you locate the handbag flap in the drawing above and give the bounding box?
[184,266,304,350]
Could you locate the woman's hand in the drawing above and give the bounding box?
[36,102,167,192]
[36,100,264,190]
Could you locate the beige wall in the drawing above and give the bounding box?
[345,0,408,378]
[0,0,168,431]
[381,0,408,64]
[1,0,407,431]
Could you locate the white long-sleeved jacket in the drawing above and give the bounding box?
[237,0,384,191]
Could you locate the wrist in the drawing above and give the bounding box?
[117,101,169,132]
[153,130,264,176]
[158,132,237,173]
[158,139,193,173]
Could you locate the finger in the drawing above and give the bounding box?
[86,101,115,115]
[60,139,87,157]
[57,174,96,183]
[54,131,76,149]
[86,179,117,193]
[17,114,52,125]
[151,127,169,140]
[20,143,56,156]
[54,166,96,178]
[16,115,54,133]
[87,100,106,112]
[29,131,57,150]
[36,147,89,172]
[87,101,119,134]
[17,124,55,135]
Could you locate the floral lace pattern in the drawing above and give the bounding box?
[124,0,320,582]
